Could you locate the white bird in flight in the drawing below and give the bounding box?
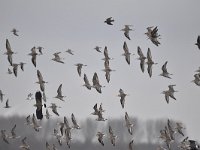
[146,48,157,77]
[36,70,47,92]
[92,72,104,93]
[160,61,172,79]
[28,47,38,67]
[66,49,74,55]
[5,39,16,66]
[83,73,92,90]
[54,84,66,101]
[122,41,131,65]
[75,63,87,77]
[121,25,133,40]
[137,46,146,73]
[49,103,60,116]
[118,88,128,108]
[52,52,64,64]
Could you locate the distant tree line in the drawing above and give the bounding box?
[0,115,186,150]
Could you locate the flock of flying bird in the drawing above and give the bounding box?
[1,16,200,150]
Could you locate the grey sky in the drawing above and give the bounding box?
[0,0,200,141]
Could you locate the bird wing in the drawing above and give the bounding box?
[59,123,64,136]
[137,46,144,58]
[64,116,70,128]
[129,140,134,150]
[123,42,129,54]
[104,46,109,59]
[168,85,175,92]
[52,107,59,116]
[83,74,89,83]
[71,113,78,126]
[57,84,62,96]
[152,38,160,46]
[92,72,100,85]
[120,97,125,108]
[93,103,98,113]
[7,55,13,66]
[165,93,169,104]
[177,128,184,136]
[107,17,112,20]
[77,65,82,76]
[13,64,18,77]
[105,71,110,83]
[6,39,12,53]
[96,86,102,93]
[40,83,45,92]
[3,136,9,144]
[83,74,91,89]
[98,136,104,146]
[111,136,116,146]
[197,36,200,43]
[26,115,30,124]
[54,52,61,56]
[147,64,153,77]
[147,48,152,61]
[13,32,19,36]
[20,63,24,71]
[124,30,131,40]
[162,61,168,73]
[140,60,145,73]
[11,124,16,137]
[125,112,130,124]
[32,55,37,67]
[151,26,158,37]
[125,55,130,65]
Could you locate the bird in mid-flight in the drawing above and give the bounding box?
[104,17,114,25]
[11,28,19,36]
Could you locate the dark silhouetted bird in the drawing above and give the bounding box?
[35,91,43,120]
[104,17,114,25]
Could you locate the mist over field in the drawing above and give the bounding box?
[0,116,185,150]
